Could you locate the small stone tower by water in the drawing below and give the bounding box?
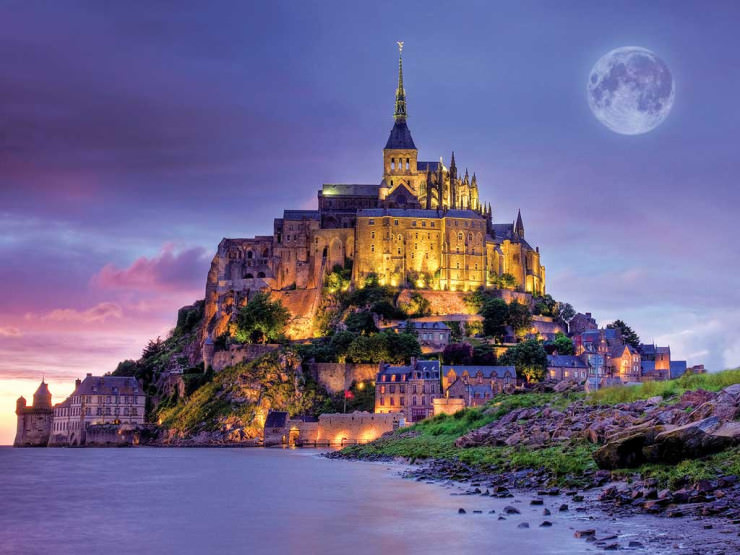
[14,379,54,447]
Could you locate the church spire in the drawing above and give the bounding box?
[515,209,524,238]
[394,41,407,122]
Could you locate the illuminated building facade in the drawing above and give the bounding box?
[204,44,546,339]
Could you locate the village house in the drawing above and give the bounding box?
[394,320,451,353]
[546,354,589,382]
[375,359,441,422]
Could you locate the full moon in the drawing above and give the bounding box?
[587,46,675,135]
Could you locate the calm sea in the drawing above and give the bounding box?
[0,447,613,554]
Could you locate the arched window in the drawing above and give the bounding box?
[246,250,253,259]
[245,273,254,279]
[412,396,417,406]
[257,271,266,278]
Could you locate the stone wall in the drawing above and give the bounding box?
[211,344,281,372]
[433,397,466,417]
[308,362,380,394]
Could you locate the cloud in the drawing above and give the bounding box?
[91,244,209,293]
[0,327,22,338]
[35,302,123,323]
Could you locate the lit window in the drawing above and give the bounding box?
[369,219,375,226]
[394,219,399,226]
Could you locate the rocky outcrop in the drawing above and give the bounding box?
[593,386,740,469]
[455,385,740,470]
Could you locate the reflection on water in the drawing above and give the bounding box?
[0,447,590,555]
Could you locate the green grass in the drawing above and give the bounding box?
[587,368,740,405]
[618,446,740,489]
[340,391,595,481]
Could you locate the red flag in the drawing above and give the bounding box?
[344,390,354,399]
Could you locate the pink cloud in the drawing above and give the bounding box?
[33,302,123,323]
[91,244,209,293]
[0,327,22,338]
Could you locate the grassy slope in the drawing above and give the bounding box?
[342,369,740,487]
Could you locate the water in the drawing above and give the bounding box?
[0,447,711,554]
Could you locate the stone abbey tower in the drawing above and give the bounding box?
[202,44,545,341]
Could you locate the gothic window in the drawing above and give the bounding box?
[397,248,401,255]
[406,158,410,170]
[394,219,399,226]
[246,250,253,259]
[397,234,402,241]
[422,221,426,227]
[431,222,435,228]
[257,272,266,278]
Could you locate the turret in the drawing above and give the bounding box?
[33,379,52,409]
[15,396,26,415]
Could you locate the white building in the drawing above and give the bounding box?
[49,374,145,445]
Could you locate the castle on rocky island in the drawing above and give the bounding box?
[203,44,545,341]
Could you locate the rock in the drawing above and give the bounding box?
[530,499,544,505]
[517,522,530,529]
[645,416,732,464]
[458,508,466,514]
[558,504,569,512]
[504,505,520,515]
[543,508,551,516]
[628,541,644,548]
[540,521,553,527]
[473,510,482,514]
[593,430,651,469]
[574,529,596,538]
[603,543,619,550]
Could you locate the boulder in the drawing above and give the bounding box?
[593,430,651,470]
[644,416,732,464]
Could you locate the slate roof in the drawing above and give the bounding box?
[638,344,657,357]
[283,210,320,221]
[74,376,141,396]
[357,208,484,219]
[384,120,417,150]
[398,321,450,331]
[469,384,494,396]
[378,360,440,379]
[547,355,588,368]
[265,411,288,428]
[443,365,516,379]
[321,184,380,197]
[417,161,441,173]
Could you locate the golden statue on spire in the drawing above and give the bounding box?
[397,41,404,54]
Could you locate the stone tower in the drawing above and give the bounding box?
[14,379,54,447]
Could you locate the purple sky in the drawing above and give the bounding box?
[2,1,739,441]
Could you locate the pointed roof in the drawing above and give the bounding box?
[514,209,524,236]
[385,42,416,150]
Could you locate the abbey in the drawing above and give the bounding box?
[205,45,545,339]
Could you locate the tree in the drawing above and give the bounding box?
[498,273,518,290]
[507,301,533,338]
[551,332,575,355]
[344,310,378,335]
[442,343,474,365]
[235,292,290,344]
[533,294,557,317]
[472,343,497,364]
[607,320,640,348]
[480,298,509,341]
[499,339,548,382]
[558,302,576,324]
